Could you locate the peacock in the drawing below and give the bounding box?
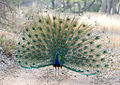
[15,14,110,76]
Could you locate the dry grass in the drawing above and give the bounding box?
[0,30,18,57]
[108,34,120,48]
[82,12,120,33]
[79,12,120,48]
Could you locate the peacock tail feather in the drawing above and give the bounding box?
[15,14,110,76]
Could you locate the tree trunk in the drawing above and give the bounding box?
[101,0,107,13]
[106,0,112,14]
[51,0,55,9]
[112,0,119,14]
[118,4,120,14]
[112,0,117,14]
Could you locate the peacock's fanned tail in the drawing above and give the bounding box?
[15,14,110,75]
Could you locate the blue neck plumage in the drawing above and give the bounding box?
[54,51,60,66]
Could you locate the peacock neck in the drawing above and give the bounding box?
[54,51,61,67]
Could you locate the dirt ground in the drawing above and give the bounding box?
[0,66,95,85]
[0,64,120,85]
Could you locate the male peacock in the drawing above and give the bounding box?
[15,14,110,76]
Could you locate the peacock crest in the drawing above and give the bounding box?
[15,14,110,76]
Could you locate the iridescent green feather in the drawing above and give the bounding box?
[15,14,110,75]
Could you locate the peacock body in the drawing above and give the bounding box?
[15,14,110,76]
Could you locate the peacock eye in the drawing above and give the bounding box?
[83,24,86,27]
[39,19,42,23]
[53,16,56,20]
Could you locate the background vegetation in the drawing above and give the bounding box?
[9,0,120,14]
